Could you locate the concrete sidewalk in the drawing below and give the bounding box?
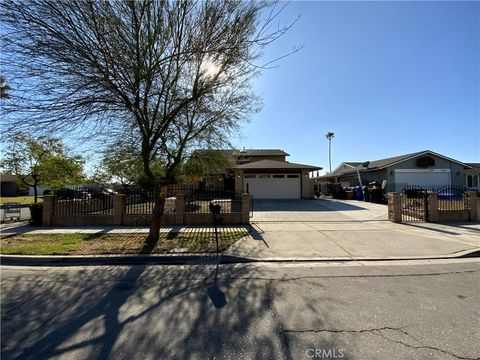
[0,221,249,235]
[2,217,480,263]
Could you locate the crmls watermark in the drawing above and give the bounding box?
[306,348,345,359]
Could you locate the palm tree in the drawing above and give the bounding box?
[325,132,335,173]
[0,76,11,99]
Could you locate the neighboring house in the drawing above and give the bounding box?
[194,148,322,199]
[0,173,18,197]
[465,163,480,192]
[28,186,50,196]
[314,150,472,192]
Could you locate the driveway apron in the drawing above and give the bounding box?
[225,199,479,260]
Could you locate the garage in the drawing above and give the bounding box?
[395,169,451,191]
[235,159,321,199]
[244,174,300,199]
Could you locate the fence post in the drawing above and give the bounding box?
[427,192,438,222]
[42,195,54,226]
[387,192,402,223]
[175,194,185,225]
[113,194,126,225]
[468,191,478,222]
[242,193,250,224]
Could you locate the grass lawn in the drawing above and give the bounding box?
[0,230,249,255]
[0,196,42,205]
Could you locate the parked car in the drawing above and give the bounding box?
[87,187,117,199]
[437,187,463,200]
[55,188,91,200]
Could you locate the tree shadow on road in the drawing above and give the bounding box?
[1,259,349,360]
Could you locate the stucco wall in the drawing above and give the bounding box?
[301,170,315,199]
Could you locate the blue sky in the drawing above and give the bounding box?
[232,1,480,173]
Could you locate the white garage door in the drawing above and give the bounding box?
[395,169,451,191]
[244,174,301,199]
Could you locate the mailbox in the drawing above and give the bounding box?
[209,201,221,215]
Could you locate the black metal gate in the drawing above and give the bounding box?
[400,186,428,222]
[436,186,469,211]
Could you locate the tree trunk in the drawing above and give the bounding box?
[33,180,38,204]
[147,184,166,243]
[328,140,332,173]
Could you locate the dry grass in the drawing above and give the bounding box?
[0,196,42,205]
[0,230,249,255]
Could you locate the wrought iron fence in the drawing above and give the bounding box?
[435,185,469,211]
[400,185,427,222]
[399,184,470,222]
[52,184,242,216]
[185,190,242,214]
[125,188,155,215]
[123,184,227,215]
[124,187,176,215]
[53,186,114,215]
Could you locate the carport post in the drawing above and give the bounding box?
[242,193,250,224]
[387,193,402,223]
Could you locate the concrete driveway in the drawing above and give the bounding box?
[251,199,388,222]
[225,199,480,260]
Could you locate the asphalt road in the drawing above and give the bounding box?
[1,259,479,360]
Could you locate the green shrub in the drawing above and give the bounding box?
[29,203,43,226]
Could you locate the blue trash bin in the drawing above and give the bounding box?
[355,186,364,201]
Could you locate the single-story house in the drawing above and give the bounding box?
[314,150,472,192]
[192,148,322,199]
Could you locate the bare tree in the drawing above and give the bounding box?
[1,0,294,241]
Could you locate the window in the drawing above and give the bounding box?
[244,174,256,178]
[258,175,270,178]
[272,174,285,178]
[467,175,479,188]
[287,174,300,178]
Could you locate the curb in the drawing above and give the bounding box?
[1,248,479,266]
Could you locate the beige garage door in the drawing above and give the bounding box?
[244,174,300,199]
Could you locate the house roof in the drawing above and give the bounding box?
[231,149,289,157]
[321,150,471,178]
[466,163,480,169]
[236,159,321,171]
